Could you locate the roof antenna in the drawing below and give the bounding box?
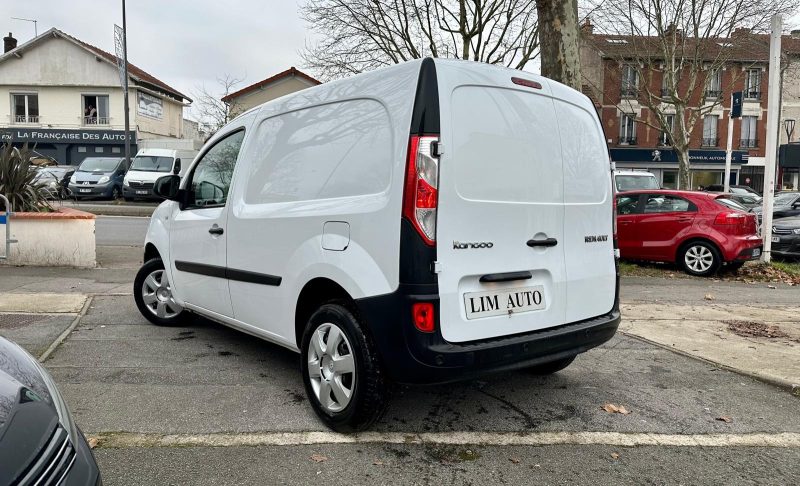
[10,17,37,37]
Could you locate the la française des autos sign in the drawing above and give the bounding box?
[0,128,135,145]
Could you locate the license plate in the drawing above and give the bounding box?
[772,237,780,243]
[464,285,545,320]
[753,248,761,257]
[136,190,149,195]
[79,188,92,193]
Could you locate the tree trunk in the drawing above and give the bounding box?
[536,0,581,90]
[673,104,690,189]
[675,148,691,189]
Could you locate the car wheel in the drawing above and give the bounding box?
[133,258,186,326]
[526,356,576,375]
[680,241,721,277]
[301,303,387,432]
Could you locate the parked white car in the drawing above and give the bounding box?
[133,58,620,431]
[122,148,196,200]
[613,169,660,192]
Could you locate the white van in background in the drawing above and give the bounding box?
[122,148,197,201]
[133,58,620,431]
[613,169,660,192]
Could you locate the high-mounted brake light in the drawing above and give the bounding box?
[403,135,440,246]
[511,77,543,90]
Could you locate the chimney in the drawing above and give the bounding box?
[4,32,17,53]
[664,24,683,39]
[581,19,594,35]
[732,27,750,37]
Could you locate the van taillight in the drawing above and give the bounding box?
[412,302,435,333]
[403,135,440,246]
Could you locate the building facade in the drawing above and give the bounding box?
[0,29,190,166]
[221,67,320,114]
[581,25,800,191]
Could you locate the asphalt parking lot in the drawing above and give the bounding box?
[1,264,799,484]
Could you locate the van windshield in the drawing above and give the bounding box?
[130,156,173,172]
[615,175,660,191]
[78,158,121,172]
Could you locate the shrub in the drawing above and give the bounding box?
[0,143,53,212]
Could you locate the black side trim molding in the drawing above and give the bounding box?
[175,261,281,286]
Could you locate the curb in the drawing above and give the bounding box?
[620,331,799,393]
[58,204,154,217]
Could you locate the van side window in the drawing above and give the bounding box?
[643,194,695,213]
[244,99,391,204]
[186,130,245,208]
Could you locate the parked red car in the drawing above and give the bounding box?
[616,190,762,276]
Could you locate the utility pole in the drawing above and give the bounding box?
[122,0,131,169]
[761,14,782,264]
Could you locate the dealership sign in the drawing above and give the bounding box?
[0,128,135,145]
[610,148,749,164]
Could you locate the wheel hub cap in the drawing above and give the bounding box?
[140,269,181,319]
[307,323,355,413]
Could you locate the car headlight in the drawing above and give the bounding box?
[97,175,110,184]
[49,180,58,188]
[18,350,79,445]
[793,228,800,235]
[70,174,77,183]
[123,179,130,187]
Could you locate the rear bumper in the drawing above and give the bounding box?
[355,283,620,385]
[725,235,762,261]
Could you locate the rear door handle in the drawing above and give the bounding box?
[208,225,224,235]
[480,271,532,283]
[527,237,558,248]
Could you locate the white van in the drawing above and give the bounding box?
[122,148,196,200]
[133,59,620,431]
[613,169,660,192]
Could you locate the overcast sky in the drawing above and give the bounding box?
[3,1,799,121]
[5,0,311,119]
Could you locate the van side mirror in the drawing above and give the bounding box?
[173,158,181,175]
[153,175,181,200]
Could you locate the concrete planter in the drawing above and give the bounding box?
[1,208,96,267]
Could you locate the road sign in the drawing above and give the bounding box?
[731,92,743,119]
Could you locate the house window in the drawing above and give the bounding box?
[744,69,761,99]
[660,114,675,146]
[83,95,110,125]
[706,69,722,99]
[619,114,637,145]
[621,65,638,98]
[702,115,719,147]
[740,116,758,148]
[12,93,39,123]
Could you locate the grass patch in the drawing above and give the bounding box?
[769,260,800,277]
[619,259,800,285]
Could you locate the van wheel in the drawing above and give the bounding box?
[680,241,721,277]
[134,258,186,326]
[301,303,387,432]
[526,356,576,375]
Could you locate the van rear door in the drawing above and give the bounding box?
[435,73,568,343]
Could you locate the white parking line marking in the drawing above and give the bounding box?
[90,431,800,449]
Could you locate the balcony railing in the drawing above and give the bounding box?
[740,138,759,148]
[619,136,638,145]
[701,137,719,147]
[705,90,723,99]
[13,115,39,124]
[620,87,638,98]
[83,116,110,125]
[744,91,761,100]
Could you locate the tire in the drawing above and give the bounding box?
[680,241,722,277]
[526,356,576,375]
[133,258,186,326]
[301,303,387,432]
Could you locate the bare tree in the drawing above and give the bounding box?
[300,0,539,80]
[536,0,581,89]
[585,0,795,188]
[191,74,245,135]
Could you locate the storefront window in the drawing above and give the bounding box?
[691,171,723,190]
[662,170,678,189]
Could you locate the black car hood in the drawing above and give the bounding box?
[0,338,54,428]
[774,217,800,229]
